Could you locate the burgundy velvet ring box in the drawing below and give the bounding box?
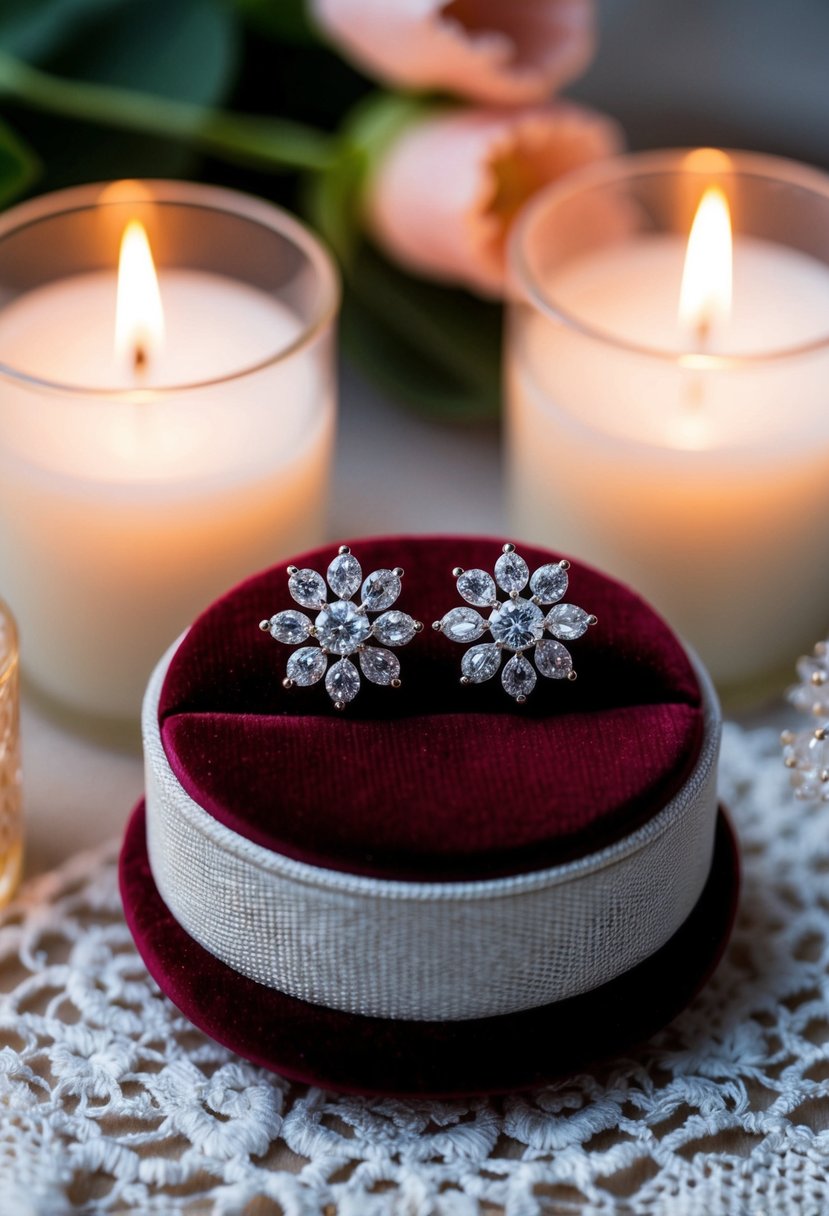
[120,536,739,1097]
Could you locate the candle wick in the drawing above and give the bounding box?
[681,317,710,420]
[133,342,148,375]
[695,316,711,353]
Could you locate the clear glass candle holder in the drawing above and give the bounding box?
[0,181,339,723]
[507,149,829,698]
[0,599,21,906]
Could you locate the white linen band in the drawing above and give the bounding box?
[143,639,721,1022]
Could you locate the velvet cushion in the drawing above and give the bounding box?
[158,536,704,881]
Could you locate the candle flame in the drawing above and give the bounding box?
[115,220,164,373]
[678,185,732,346]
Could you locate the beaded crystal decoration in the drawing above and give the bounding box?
[433,543,597,702]
[260,546,423,709]
[782,640,829,802]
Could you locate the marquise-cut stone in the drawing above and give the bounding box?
[501,653,536,700]
[489,599,543,651]
[360,646,401,685]
[535,639,573,679]
[457,569,496,607]
[360,569,401,611]
[441,607,486,643]
[268,610,311,645]
[529,563,569,605]
[373,610,417,647]
[315,600,371,655]
[325,658,360,704]
[546,603,590,640]
[494,551,529,593]
[286,646,327,686]
[327,552,362,599]
[288,568,327,609]
[461,643,501,683]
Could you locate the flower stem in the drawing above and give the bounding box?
[0,51,337,173]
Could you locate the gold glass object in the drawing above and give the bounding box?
[0,600,21,906]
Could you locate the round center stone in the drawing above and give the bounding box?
[489,599,544,651]
[315,600,371,655]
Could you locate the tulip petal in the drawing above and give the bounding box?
[365,102,623,297]
[313,0,596,103]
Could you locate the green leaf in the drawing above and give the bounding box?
[342,244,502,423]
[344,90,439,162]
[303,91,440,265]
[0,0,135,65]
[301,92,500,421]
[50,0,240,105]
[302,142,365,262]
[234,0,316,44]
[0,117,39,206]
[0,0,242,185]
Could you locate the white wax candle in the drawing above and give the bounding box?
[1,270,301,389]
[508,234,829,689]
[0,268,335,719]
[553,235,829,357]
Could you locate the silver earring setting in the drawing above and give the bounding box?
[433,544,597,702]
[260,546,424,709]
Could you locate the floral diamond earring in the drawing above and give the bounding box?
[260,546,423,709]
[433,544,597,702]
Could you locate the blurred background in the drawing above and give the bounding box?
[2,0,828,429]
[576,0,829,162]
[5,2,829,195]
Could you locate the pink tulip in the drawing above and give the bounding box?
[364,102,622,297]
[312,0,596,104]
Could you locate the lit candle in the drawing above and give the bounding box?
[0,182,338,721]
[507,150,829,695]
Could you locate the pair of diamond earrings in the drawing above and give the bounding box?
[259,544,597,709]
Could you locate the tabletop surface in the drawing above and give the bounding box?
[5,718,827,1216]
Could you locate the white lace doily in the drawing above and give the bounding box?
[2,723,829,1216]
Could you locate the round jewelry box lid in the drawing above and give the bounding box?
[156,535,707,882]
